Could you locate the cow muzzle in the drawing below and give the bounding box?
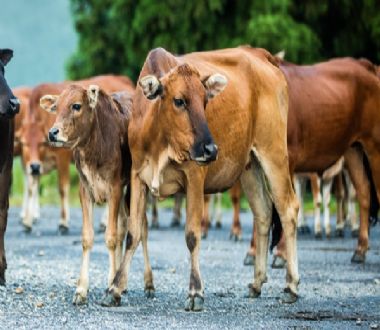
[192,142,218,165]
[30,162,41,176]
[8,97,20,115]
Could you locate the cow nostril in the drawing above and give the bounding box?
[204,143,217,156]
[30,163,41,175]
[48,127,59,142]
[9,98,20,113]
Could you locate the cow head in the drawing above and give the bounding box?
[20,120,48,176]
[0,49,20,117]
[40,84,105,148]
[139,63,227,164]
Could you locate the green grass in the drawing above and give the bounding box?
[9,158,341,214]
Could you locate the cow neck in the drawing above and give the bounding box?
[76,100,120,169]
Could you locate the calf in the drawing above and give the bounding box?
[0,49,20,285]
[40,85,153,305]
[21,75,134,233]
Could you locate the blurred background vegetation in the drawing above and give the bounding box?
[6,0,378,211]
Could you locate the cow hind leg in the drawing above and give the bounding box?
[229,182,242,241]
[334,173,345,238]
[322,178,333,239]
[250,149,299,302]
[310,175,322,239]
[239,155,272,299]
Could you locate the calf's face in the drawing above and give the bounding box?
[0,49,20,117]
[40,85,100,148]
[139,63,227,165]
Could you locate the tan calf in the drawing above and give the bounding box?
[41,86,153,305]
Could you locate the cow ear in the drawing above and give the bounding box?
[0,49,13,66]
[87,85,99,109]
[40,95,58,113]
[139,75,163,100]
[202,73,228,98]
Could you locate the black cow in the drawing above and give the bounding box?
[0,48,20,285]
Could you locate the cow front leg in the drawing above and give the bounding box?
[0,208,8,286]
[22,174,38,232]
[73,184,94,305]
[184,176,204,311]
[101,173,146,307]
[57,158,70,234]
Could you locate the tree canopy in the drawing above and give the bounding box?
[67,0,380,81]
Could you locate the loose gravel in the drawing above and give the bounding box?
[0,206,379,329]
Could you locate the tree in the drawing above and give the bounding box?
[67,0,321,81]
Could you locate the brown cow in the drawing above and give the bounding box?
[101,47,299,310]
[40,86,153,305]
[245,56,380,266]
[0,49,20,286]
[20,75,134,232]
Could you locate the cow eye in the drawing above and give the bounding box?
[72,103,81,111]
[173,98,186,108]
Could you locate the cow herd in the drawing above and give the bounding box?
[0,45,380,311]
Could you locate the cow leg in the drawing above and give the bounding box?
[116,197,128,269]
[334,173,345,237]
[73,183,94,305]
[57,159,70,234]
[20,171,28,219]
[32,181,40,221]
[309,175,322,238]
[142,213,155,298]
[294,176,305,230]
[201,194,210,239]
[243,220,256,266]
[322,177,333,238]
[171,193,183,227]
[240,166,272,296]
[150,195,159,229]
[98,205,108,233]
[101,173,147,306]
[251,149,299,302]
[345,172,359,235]
[184,174,204,311]
[214,193,222,228]
[229,182,242,241]
[0,168,11,285]
[22,174,38,232]
[105,185,122,287]
[344,147,370,263]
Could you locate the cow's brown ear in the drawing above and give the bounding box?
[87,85,100,109]
[139,75,163,100]
[0,49,13,66]
[40,95,58,113]
[202,74,228,98]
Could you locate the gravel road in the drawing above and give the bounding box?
[0,206,379,329]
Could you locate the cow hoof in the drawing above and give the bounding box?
[144,285,155,299]
[97,223,106,233]
[58,225,69,235]
[72,293,88,306]
[351,251,366,264]
[229,233,242,242]
[335,229,344,238]
[272,255,286,269]
[281,288,298,304]
[243,253,255,266]
[22,224,32,233]
[184,294,204,312]
[100,291,121,307]
[247,284,261,298]
[171,218,181,227]
[315,232,322,239]
[298,225,311,235]
[215,222,222,229]
[351,229,359,238]
[151,222,159,229]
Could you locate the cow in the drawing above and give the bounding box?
[20,75,134,233]
[40,86,153,305]
[101,46,300,310]
[0,48,20,285]
[245,56,380,266]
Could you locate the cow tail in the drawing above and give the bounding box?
[270,204,282,252]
